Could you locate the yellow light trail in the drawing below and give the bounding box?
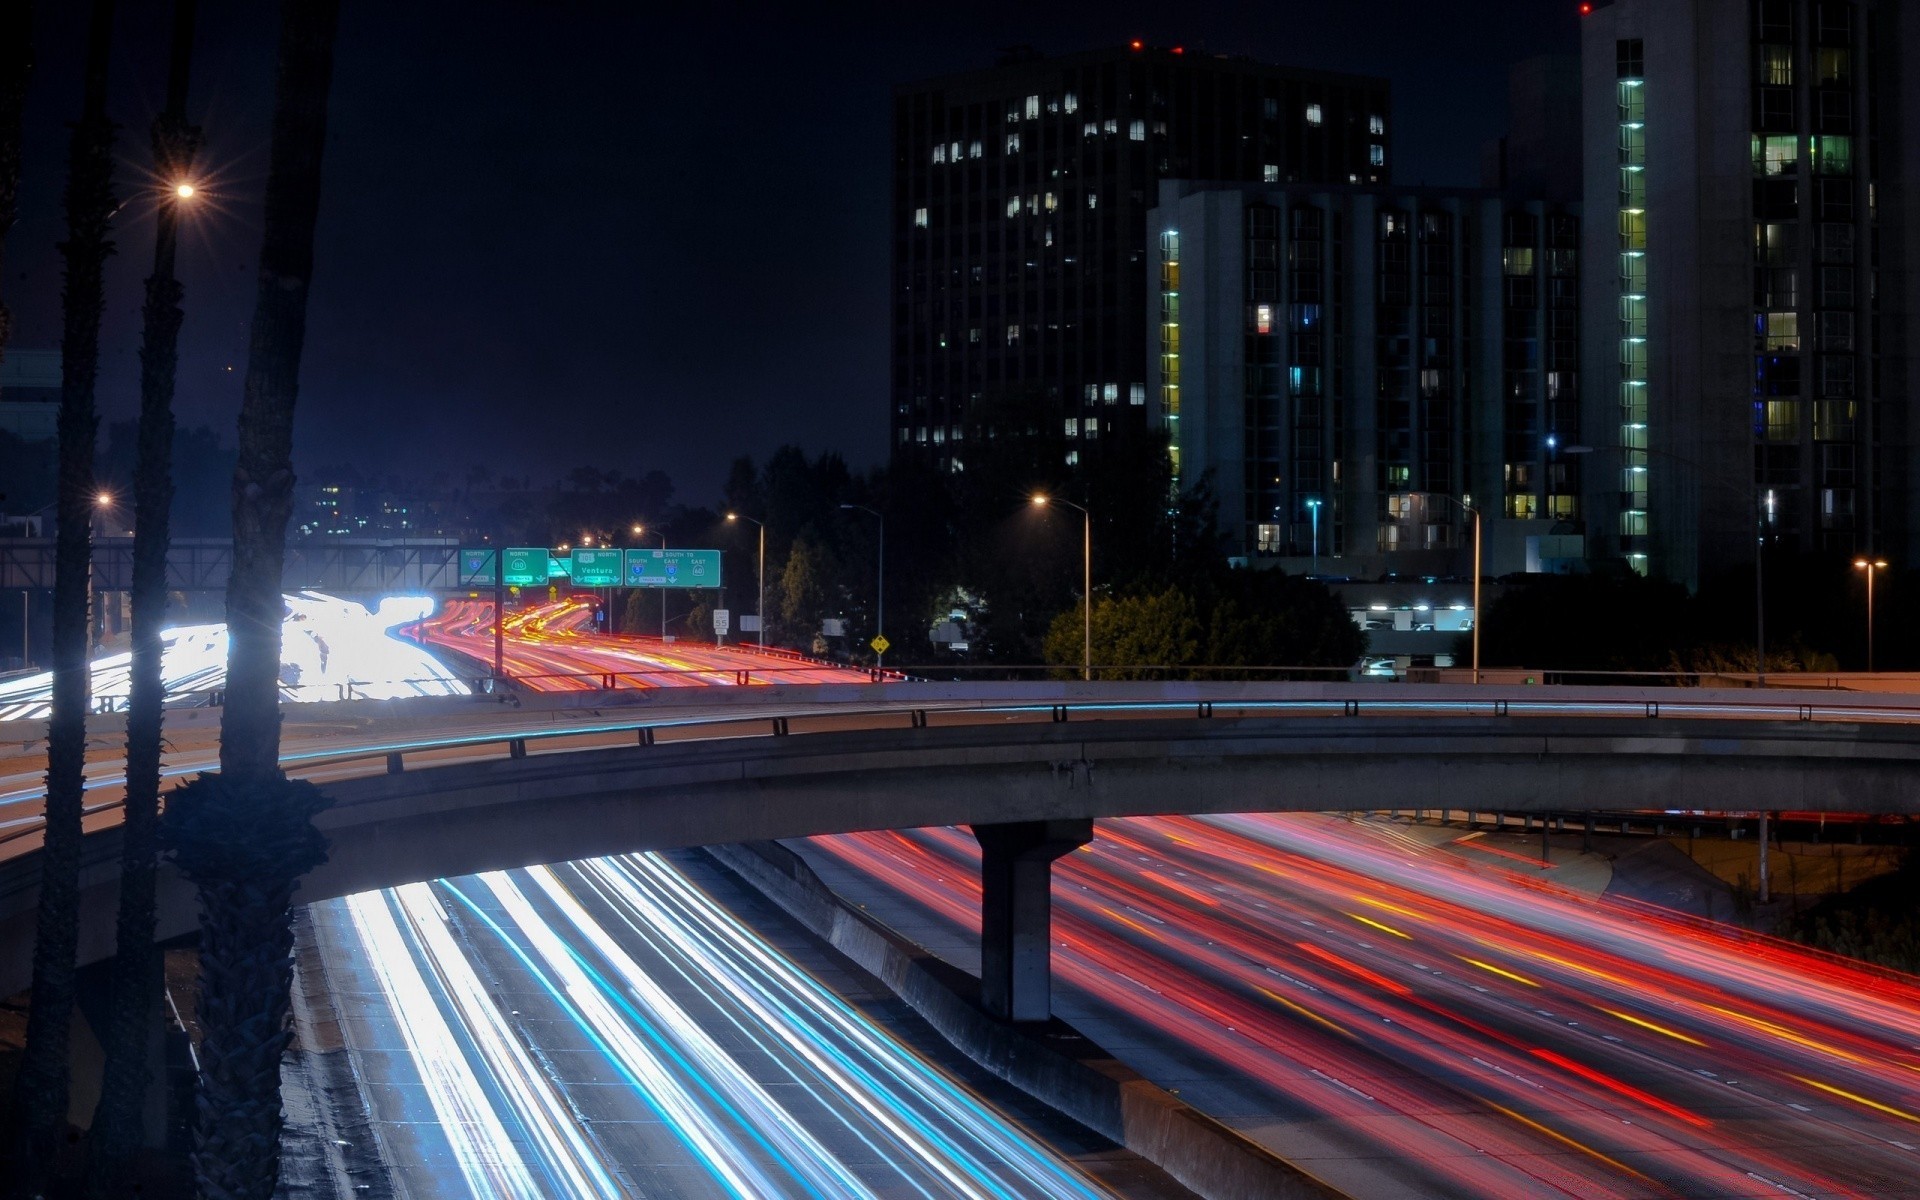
[1791,1076,1920,1124]
[1600,1008,1706,1047]
[1458,957,1540,987]
[1343,912,1412,940]
[1486,1101,1658,1186]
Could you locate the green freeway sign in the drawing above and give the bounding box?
[503,547,548,587]
[457,548,496,587]
[624,548,722,589]
[570,548,622,587]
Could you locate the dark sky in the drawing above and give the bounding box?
[7,1,1579,504]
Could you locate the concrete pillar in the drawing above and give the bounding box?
[971,819,1093,1023]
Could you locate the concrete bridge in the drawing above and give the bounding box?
[4,681,1920,1017]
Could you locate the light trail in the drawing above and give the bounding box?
[805,815,1920,1198]
[417,598,869,687]
[320,851,1116,1199]
[0,591,466,719]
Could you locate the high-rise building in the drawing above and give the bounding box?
[0,350,61,443]
[892,43,1389,472]
[1579,0,1920,586]
[1148,182,1583,576]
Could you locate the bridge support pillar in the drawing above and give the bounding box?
[971,818,1092,1023]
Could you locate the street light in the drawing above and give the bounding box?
[1030,493,1092,682]
[1305,498,1322,576]
[725,512,765,648]
[1854,558,1890,671]
[634,525,668,639]
[839,504,885,667]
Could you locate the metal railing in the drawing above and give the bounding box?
[8,687,1920,853]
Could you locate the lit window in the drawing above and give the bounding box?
[1369,144,1385,166]
[1102,382,1119,402]
[1007,197,1020,217]
[1064,92,1079,113]
[1044,191,1057,210]
[932,427,946,444]
[1083,121,1098,137]
[1084,418,1100,439]
[1103,118,1117,134]
[1130,383,1145,405]
[1502,247,1535,275]
[951,141,962,161]
[1263,164,1279,182]
[969,140,982,159]
[1129,119,1146,141]
[1369,114,1385,135]
[1306,103,1323,126]
[913,207,928,228]
[1086,191,1099,210]
[1006,133,1021,153]
[1026,95,1040,119]
[1753,134,1799,176]
[932,144,946,164]
[968,328,981,343]
[1084,384,1100,401]
[1006,324,1020,344]
[1065,418,1080,436]
[915,427,928,443]
[1256,303,1273,334]
[1066,450,1080,466]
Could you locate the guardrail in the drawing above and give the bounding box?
[9,688,1920,854]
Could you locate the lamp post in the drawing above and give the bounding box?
[839,504,885,667]
[725,512,765,648]
[634,524,668,640]
[1425,493,1482,684]
[1305,497,1322,575]
[1030,493,1092,681]
[1854,557,1889,671]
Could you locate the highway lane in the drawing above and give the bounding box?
[419,598,869,687]
[799,816,1920,1199]
[305,848,1189,1199]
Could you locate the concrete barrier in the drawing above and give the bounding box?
[706,840,1349,1200]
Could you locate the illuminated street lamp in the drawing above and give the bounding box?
[1030,493,1092,681]
[1424,493,1482,684]
[635,524,667,640]
[1305,497,1322,575]
[1854,558,1890,671]
[725,512,765,648]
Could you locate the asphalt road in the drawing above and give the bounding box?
[799,814,1920,1199]
[302,848,1193,1199]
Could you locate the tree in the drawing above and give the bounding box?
[159,3,341,1197]
[86,2,200,1191]
[776,534,837,645]
[9,2,116,1192]
[1473,570,1693,673]
[1044,587,1204,680]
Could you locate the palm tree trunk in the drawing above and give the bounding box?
[161,3,339,1197]
[0,0,30,372]
[7,2,115,1193]
[85,3,200,1193]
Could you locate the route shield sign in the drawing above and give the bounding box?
[570,548,622,587]
[457,548,496,586]
[503,547,547,587]
[623,548,722,588]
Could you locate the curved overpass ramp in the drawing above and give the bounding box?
[4,682,1920,999]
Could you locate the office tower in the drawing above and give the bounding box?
[1580,0,1920,585]
[892,43,1389,473]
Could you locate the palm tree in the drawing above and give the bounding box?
[160,2,340,1196]
[0,0,31,373]
[7,2,115,1193]
[85,2,200,1193]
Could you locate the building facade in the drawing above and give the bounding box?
[0,350,61,443]
[892,44,1389,472]
[1580,0,1920,586]
[1148,181,1583,577]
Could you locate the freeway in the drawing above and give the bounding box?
[799,816,1920,1199]
[416,597,871,687]
[304,847,1187,1198]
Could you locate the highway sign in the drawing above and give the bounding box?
[870,634,890,655]
[503,547,547,587]
[713,609,730,635]
[623,548,722,588]
[457,548,496,587]
[570,548,622,587]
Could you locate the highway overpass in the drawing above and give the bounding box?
[4,680,1920,1012]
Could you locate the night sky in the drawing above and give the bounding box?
[7,1,1579,503]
